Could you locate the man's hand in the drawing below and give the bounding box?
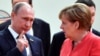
[16,31,29,52]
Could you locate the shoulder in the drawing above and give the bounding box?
[87,32,100,41]
[0,30,8,43]
[61,38,71,48]
[63,38,71,43]
[34,18,49,25]
[53,31,65,40]
[89,33,100,46]
[89,33,100,55]
[54,31,64,36]
[0,19,11,25]
[0,19,11,31]
[52,31,65,44]
[0,29,6,37]
[92,28,100,36]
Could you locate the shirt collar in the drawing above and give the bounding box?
[27,27,33,36]
[8,25,19,40]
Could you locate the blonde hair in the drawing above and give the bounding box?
[59,3,91,31]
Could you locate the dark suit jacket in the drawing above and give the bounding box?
[48,29,100,56]
[0,28,44,56]
[0,18,50,56]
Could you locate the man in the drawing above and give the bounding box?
[0,0,50,56]
[0,2,44,56]
[48,0,100,56]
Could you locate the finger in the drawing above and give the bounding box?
[18,31,25,39]
[24,40,29,48]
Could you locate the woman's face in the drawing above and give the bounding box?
[89,6,96,24]
[60,15,78,39]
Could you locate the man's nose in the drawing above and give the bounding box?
[26,21,31,27]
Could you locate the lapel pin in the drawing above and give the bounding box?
[30,38,34,42]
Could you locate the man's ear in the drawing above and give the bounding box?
[11,12,14,17]
[74,21,79,29]
[11,12,15,19]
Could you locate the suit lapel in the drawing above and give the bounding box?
[25,34,35,56]
[4,28,16,48]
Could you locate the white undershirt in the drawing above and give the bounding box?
[27,27,33,36]
[8,25,32,56]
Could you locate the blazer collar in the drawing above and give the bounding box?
[3,28,16,48]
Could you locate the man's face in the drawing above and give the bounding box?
[12,0,29,6]
[12,5,34,34]
[89,6,96,24]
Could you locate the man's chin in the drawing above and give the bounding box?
[24,30,29,33]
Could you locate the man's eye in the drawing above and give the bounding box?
[62,22,66,24]
[23,18,28,20]
[30,19,33,21]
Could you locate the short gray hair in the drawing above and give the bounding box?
[12,2,31,14]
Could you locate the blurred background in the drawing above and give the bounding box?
[0,0,100,41]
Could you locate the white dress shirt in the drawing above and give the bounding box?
[27,27,34,36]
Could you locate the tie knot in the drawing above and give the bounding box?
[16,35,24,39]
[16,35,19,39]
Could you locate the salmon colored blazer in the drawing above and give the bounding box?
[60,32,100,56]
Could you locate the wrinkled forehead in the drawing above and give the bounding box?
[17,4,33,13]
[17,5,34,16]
[12,0,29,6]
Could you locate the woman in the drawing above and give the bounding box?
[59,3,100,56]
